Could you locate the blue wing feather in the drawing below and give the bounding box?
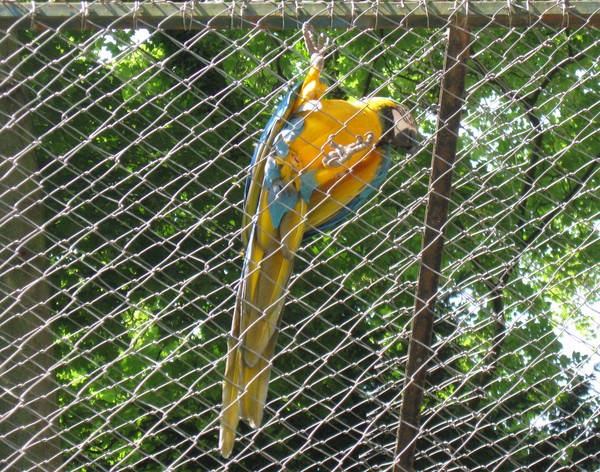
[241,81,303,245]
[244,82,303,199]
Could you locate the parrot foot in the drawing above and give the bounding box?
[303,23,330,71]
[323,132,376,168]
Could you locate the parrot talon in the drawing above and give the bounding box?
[303,24,330,71]
[322,132,376,168]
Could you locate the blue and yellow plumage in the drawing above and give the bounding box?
[220,25,418,457]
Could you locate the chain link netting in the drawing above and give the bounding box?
[1,1,598,471]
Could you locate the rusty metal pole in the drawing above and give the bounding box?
[394,23,472,472]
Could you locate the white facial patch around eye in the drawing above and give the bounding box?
[391,106,414,129]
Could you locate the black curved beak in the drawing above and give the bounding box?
[397,128,420,155]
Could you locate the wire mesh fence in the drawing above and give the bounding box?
[1,1,599,471]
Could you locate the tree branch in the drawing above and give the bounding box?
[462,31,588,409]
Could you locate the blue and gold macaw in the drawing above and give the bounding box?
[220,25,418,457]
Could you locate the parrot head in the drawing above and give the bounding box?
[365,97,420,153]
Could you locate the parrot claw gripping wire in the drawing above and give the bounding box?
[323,132,376,168]
[303,23,331,71]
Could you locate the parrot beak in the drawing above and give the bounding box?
[380,104,420,154]
[396,128,420,155]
